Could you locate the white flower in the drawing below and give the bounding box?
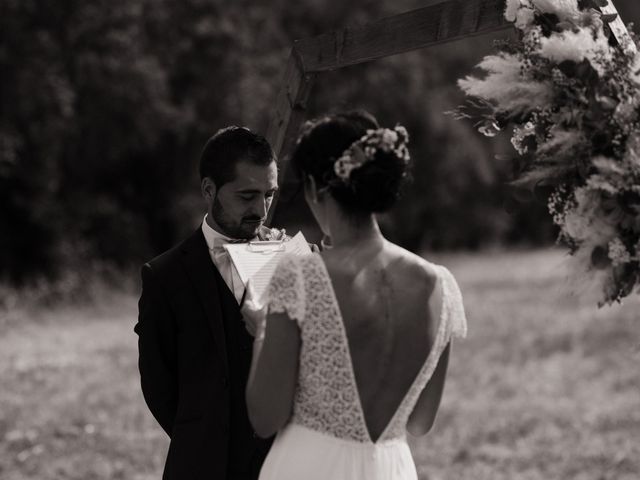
[381,129,398,149]
[573,187,598,213]
[334,145,368,181]
[563,187,617,245]
[383,130,397,143]
[394,145,410,162]
[608,238,631,266]
[630,53,640,85]
[614,100,638,128]
[334,155,354,181]
[516,8,536,29]
[562,209,590,241]
[504,0,533,22]
[560,246,613,306]
[511,122,536,154]
[395,125,409,142]
[532,0,579,20]
[333,125,410,182]
[505,0,521,22]
[258,226,288,241]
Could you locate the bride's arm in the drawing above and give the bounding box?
[246,311,301,438]
[406,343,450,436]
[407,269,451,437]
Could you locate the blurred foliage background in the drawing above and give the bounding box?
[3,0,640,289]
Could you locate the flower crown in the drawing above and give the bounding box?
[333,125,410,182]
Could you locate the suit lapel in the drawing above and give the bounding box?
[180,228,230,376]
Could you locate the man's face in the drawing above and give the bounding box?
[207,159,278,239]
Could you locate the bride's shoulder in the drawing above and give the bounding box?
[384,243,440,289]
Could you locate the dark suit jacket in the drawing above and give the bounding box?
[135,228,273,480]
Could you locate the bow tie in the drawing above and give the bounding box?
[211,237,249,257]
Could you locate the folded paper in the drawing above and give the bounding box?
[223,231,311,301]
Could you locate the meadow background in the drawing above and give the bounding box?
[1,249,639,480]
[2,0,640,478]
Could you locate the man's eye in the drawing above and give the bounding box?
[238,194,254,201]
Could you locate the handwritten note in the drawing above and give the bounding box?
[223,232,311,301]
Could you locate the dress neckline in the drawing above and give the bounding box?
[312,252,448,444]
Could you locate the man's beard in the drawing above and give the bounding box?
[211,195,264,240]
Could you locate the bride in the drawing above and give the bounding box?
[243,110,467,480]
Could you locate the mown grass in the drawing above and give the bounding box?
[1,249,638,479]
[411,249,640,480]
[0,292,166,480]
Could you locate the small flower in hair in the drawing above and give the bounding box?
[333,125,410,182]
[381,129,398,148]
[297,116,332,144]
[334,144,368,181]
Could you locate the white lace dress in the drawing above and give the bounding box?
[258,253,467,480]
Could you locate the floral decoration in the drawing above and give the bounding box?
[452,0,640,305]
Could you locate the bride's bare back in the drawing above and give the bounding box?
[321,241,443,441]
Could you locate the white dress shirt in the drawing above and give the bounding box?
[201,215,249,304]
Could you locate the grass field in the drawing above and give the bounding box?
[1,249,638,479]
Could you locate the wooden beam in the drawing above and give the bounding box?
[293,0,509,73]
[267,0,511,223]
[601,0,637,53]
[265,49,315,225]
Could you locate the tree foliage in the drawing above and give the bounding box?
[2,0,639,283]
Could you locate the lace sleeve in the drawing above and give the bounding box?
[440,267,468,340]
[266,254,306,324]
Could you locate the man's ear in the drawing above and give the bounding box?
[201,177,217,201]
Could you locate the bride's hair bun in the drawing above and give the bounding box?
[292,110,411,214]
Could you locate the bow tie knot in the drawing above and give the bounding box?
[211,237,249,259]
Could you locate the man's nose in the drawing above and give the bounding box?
[250,197,268,219]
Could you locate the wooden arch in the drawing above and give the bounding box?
[265,0,630,223]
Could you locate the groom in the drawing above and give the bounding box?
[135,126,279,480]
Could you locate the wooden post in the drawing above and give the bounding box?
[265,50,315,224]
[600,0,637,54]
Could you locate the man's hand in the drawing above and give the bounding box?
[240,281,267,338]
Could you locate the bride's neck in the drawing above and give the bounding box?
[327,211,384,249]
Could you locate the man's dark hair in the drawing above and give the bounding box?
[199,126,276,187]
